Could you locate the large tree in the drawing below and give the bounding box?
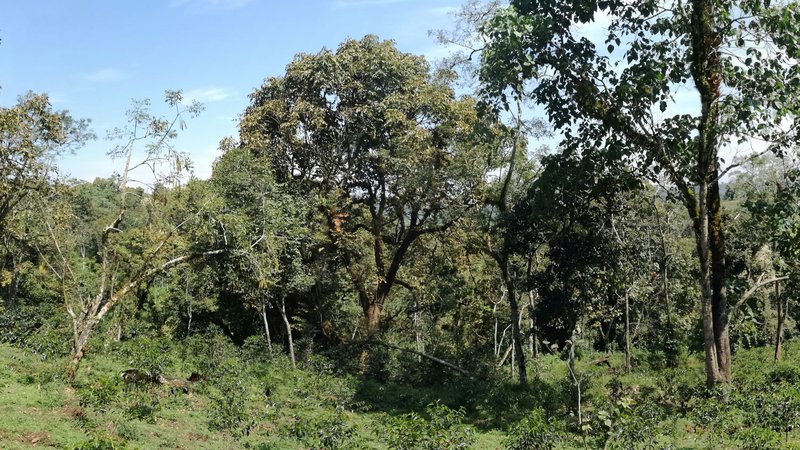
[0,93,91,309]
[37,92,224,378]
[480,0,800,387]
[239,36,496,338]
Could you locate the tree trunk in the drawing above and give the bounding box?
[262,301,273,354]
[501,256,527,385]
[7,258,19,309]
[624,291,631,373]
[775,280,784,361]
[567,335,582,438]
[365,301,383,336]
[528,290,538,359]
[689,0,730,388]
[708,181,731,383]
[187,302,193,336]
[67,318,95,381]
[279,297,295,368]
[695,182,723,389]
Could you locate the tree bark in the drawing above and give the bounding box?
[775,280,785,361]
[500,255,527,385]
[624,291,631,373]
[694,181,723,388]
[528,290,538,359]
[689,0,730,388]
[708,181,731,382]
[7,254,19,309]
[262,301,273,354]
[279,297,295,368]
[67,317,94,380]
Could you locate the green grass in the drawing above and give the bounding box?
[1,339,799,449]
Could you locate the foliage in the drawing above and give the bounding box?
[287,410,357,450]
[503,408,564,450]
[386,401,476,450]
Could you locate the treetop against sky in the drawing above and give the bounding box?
[2,0,757,186]
[1,0,460,181]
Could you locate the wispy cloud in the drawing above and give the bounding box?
[183,87,234,103]
[171,0,255,13]
[334,0,414,8]
[85,68,127,83]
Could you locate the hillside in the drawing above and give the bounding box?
[1,338,799,449]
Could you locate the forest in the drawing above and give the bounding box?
[2,0,800,448]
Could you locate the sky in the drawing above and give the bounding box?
[1,0,462,181]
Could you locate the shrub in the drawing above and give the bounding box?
[386,401,475,450]
[120,336,172,376]
[77,375,122,411]
[208,359,252,435]
[288,409,356,450]
[0,303,71,359]
[503,408,564,450]
[73,432,128,449]
[734,427,783,450]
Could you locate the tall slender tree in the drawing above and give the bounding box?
[480,0,800,387]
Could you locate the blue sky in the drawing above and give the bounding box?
[1,0,461,181]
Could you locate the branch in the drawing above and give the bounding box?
[372,340,478,379]
[732,275,789,310]
[96,249,224,320]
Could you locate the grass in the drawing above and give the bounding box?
[0,338,799,449]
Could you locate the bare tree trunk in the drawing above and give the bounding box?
[8,256,19,309]
[279,297,295,368]
[567,334,583,442]
[775,280,785,361]
[262,301,273,354]
[365,301,382,336]
[624,291,631,373]
[708,181,731,383]
[694,181,723,388]
[689,0,731,388]
[528,290,537,358]
[67,318,95,380]
[413,300,422,363]
[187,302,192,336]
[500,256,527,385]
[185,275,192,336]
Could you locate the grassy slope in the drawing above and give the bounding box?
[1,341,799,449]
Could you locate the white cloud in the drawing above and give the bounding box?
[183,87,234,103]
[85,68,127,83]
[171,0,255,13]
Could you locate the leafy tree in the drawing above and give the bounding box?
[0,93,91,309]
[35,92,226,378]
[208,144,314,366]
[239,36,495,342]
[480,0,800,387]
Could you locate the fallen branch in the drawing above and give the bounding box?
[373,340,478,380]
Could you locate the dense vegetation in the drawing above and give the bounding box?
[2,0,800,447]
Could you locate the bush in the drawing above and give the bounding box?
[0,303,71,359]
[734,427,783,450]
[124,390,160,423]
[386,401,475,450]
[77,375,123,411]
[119,336,173,376]
[73,432,128,449]
[504,408,564,450]
[288,409,356,450]
[208,359,252,435]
